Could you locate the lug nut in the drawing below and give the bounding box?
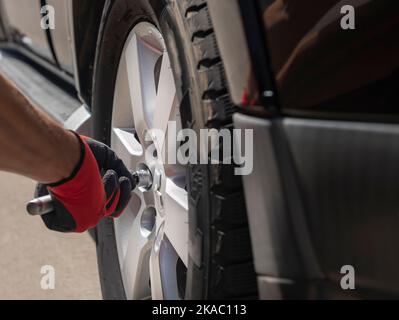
[135,164,153,192]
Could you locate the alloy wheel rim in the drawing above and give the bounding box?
[110,22,189,300]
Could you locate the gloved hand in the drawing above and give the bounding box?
[35,133,136,233]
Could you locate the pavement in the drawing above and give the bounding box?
[0,172,102,299]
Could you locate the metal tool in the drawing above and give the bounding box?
[26,169,152,216]
[26,194,54,216]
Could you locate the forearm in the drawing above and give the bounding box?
[0,74,80,184]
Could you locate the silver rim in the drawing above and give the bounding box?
[111,22,188,300]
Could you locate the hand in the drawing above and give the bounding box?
[36,133,136,233]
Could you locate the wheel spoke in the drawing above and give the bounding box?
[150,220,164,300]
[149,250,163,300]
[152,51,177,152]
[111,128,143,170]
[159,237,180,300]
[150,224,182,300]
[112,50,133,128]
[163,178,189,266]
[125,33,161,143]
[121,207,153,300]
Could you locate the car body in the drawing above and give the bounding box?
[0,0,398,299]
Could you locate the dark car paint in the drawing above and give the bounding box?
[261,0,399,118]
[246,0,399,298]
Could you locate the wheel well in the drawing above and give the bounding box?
[72,0,106,107]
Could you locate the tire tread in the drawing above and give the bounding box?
[180,0,258,299]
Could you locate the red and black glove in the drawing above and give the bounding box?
[35,134,136,233]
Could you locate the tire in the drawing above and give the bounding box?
[92,0,258,300]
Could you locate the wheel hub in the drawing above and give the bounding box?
[135,164,153,192]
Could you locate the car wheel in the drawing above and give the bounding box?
[92,0,257,300]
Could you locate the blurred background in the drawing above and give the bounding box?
[0,172,101,299]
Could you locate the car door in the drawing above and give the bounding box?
[249,0,399,298]
[0,0,55,63]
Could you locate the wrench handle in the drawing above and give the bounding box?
[26,194,54,216]
[26,171,142,216]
